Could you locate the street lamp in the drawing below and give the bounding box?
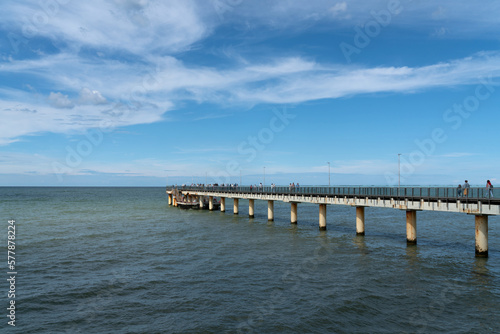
[327,162,331,187]
[398,153,401,195]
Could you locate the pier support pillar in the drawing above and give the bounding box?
[475,215,488,257]
[173,197,177,207]
[356,206,365,235]
[291,202,298,224]
[168,194,172,205]
[406,210,417,245]
[234,198,239,215]
[209,196,214,211]
[221,197,226,212]
[268,200,274,221]
[199,196,204,209]
[319,204,327,230]
[249,199,255,218]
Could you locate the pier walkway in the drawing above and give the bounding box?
[167,185,499,257]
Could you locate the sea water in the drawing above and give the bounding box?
[1,187,499,333]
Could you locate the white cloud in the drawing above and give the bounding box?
[48,92,74,109]
[2,1,500,146]
[78,88,108,105]
[0,0,209,55]
[0,96,173,145]
[216,0,500,36]
[431,27,449,37]
[329,2,348,18]
[0,151,189,179]
[2,51,500,144]
[438,152,475,158]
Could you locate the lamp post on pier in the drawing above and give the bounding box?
[327,162,331,187]
[398,153,401,196]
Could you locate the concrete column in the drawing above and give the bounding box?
[209,196,214,211]
[268,200,274,221]
[234,198,239,215]
[199,196,204,209]
[356,206,365,235]
[291,202,298,224]
[220,197,226,212]
[475,215,488,257]
[168,194,172,205]
[319,204,327,230]
[249,199,255,218]
[173,197,177,207]
[406,210,417,245]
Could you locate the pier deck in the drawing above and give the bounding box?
[167,185,498,257]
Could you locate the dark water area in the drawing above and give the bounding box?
[1,187,499,333]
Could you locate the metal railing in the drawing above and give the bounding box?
[167,185,497,204]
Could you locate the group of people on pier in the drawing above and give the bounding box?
[247,182,301,192]
[288,182,299,192]
[456,180,494,198]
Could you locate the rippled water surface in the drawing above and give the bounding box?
[2,187,500,333]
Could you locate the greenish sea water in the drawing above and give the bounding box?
[1,187,499,333]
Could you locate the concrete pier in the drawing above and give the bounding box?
[199,195,204,209]
[475,215,488,257]
[319,204,327,230]
[406,210,417,245]
[291,202,298,224]
[268,200,274,221]
[220,197,226,212]
[356,206,365,235]
[209,196,214,211]
[169,185,500,257]
[249,199,255,218]
[234,198,239,215]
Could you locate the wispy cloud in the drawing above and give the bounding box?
[48,92,74,109]
[0,0,209,55]
[2,51,500,144]
[78,88,108,105]
[439,152,474,158]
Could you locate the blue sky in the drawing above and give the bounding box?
[1,0,499,186]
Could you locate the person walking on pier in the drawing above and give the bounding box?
[486,180,494,198]
[463,180,470,197]
[457,184,462,197]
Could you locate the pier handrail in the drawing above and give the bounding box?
[167,185,497,204]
